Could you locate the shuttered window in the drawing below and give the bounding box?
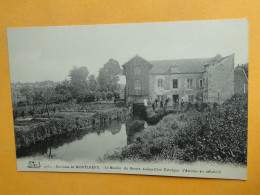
[134,79,141,95]
[134,79,141,89]
[135,66,141,75]
[158,79,163,87]
[172,79,178,88]
[187,79,193,88]
[199,79,203,88]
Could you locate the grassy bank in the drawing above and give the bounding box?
[104,94,248,164]
[14,107,128,149]
[13,101,118,120]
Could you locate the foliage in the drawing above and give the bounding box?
[106,92,113,100]
[84,92,96,102]
[88,74,98,91]
[20,85,34,105]
[115,100,125,107]
[53,80,73,103]
[97,59,122,92]
[126,119,145,132]
[14,107,128,149]
[113,91,120,99]
[69,66,89,97]
[69,66,89,85]
[146,108,167,125]
[95,91,102,101]
[105,94,248,164]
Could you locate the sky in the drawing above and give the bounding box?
[7,19,248,83]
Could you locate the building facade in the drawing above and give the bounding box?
[234,63,248,94]
[123,54,245,106]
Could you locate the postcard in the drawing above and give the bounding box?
[7,19,248,180]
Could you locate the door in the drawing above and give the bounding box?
[172,95,179,104]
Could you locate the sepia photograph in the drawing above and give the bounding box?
[7,19,248,180]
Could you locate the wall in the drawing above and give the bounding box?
[124,56,151,103]
[207,54,235,103]
[149,73,203,105]
[235,69,248,94]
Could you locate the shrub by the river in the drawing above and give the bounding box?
[146,108,167,125]
[104,94,248,164]
[14,117,77,149]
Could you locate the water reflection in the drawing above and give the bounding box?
[125,119,146,145]
[17,119,146,162]
[17,121,122,158]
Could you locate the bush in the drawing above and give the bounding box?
[146,108,167,125]
[106,92,113,100]
[115,100,125,107]
[84,92,95,102]
[95,91,102,101]
[113,92,120,99]
[76,95,85,104]
[17,101,27,107]
[105,94,248,164]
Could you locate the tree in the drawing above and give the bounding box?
[33,86,56,118]
[41,87,56,119]
[97,59,122,92]
[20,85,34,105]
[69,66,89,97]
[88,74,98,91]
[69,66,89,85]
[54,80,73,103]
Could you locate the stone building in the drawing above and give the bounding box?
[123,53,244,106]
[234,63,248,94]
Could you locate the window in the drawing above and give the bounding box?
[134,66,141,75]
[170,66,179,73]
[199,79,203,88]
[187,79,193,89]
[157,79,163,88]
[172,79,178,88]
[188,95,194,103]
[134,79,141,95]
[134,79,141,89]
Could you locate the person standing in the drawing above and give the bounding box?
[165,98,169,110]
[152,102,155,111]
[144,98,148,108]
[160,99,163,108]
[176,99,179,112]
[147,98,151,108]
[154,99,158,108]
[181,98,184,111]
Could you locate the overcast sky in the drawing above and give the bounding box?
[7,19,248,83]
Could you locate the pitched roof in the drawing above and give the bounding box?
[122,55,153,68]
[121,54,234,75]
[235,63,248,81]
[149,57,213,74]
[235,63,248,77]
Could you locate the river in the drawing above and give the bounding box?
[16,120,145,162]
[16,120,247,180]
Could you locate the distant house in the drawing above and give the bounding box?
[234,63,248,94]
[122,54,245,106]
